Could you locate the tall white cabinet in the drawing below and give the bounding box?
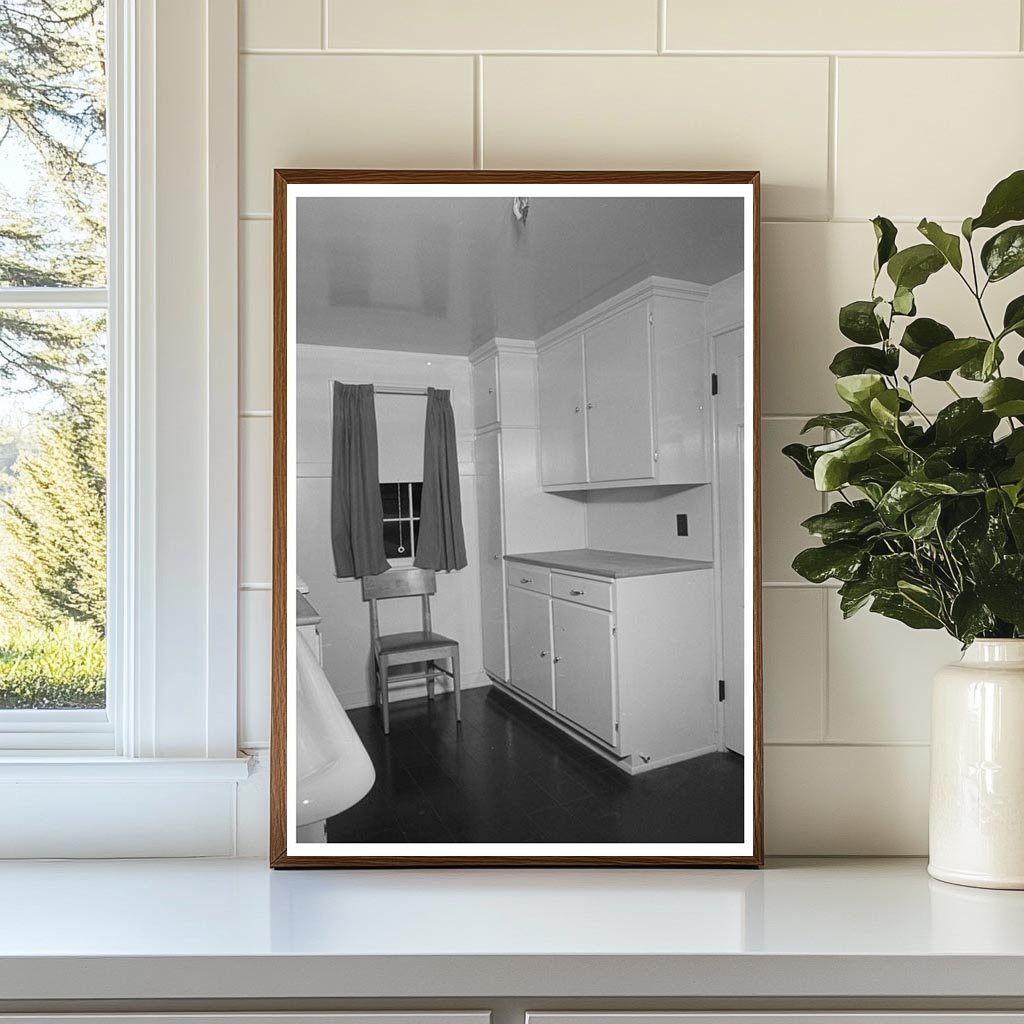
[471,340,585,684]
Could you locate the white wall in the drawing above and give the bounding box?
[295,345,485,709]
[236,0,1024,854]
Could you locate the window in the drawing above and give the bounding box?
[380,481,422,561]
[0,2,108,715]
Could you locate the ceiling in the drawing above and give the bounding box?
[295,195,744,356]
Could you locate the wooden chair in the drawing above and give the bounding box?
[361,567,461,735]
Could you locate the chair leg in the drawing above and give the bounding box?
[378,655,390,735]
[426,661,435,701]
[451,648,461,723]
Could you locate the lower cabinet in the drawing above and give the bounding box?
[552,599,616,746]
[507,584,554,708]
[505,559,716,770]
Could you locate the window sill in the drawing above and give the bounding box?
[0,754,253,782]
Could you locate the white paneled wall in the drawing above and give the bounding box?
[236,0,1024,853]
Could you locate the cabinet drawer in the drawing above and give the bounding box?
[551,572,612,610]
[507,562,550,594]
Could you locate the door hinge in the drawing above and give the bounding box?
[647,311,654,325]
[711,372,719,396]
[718,679,726,702]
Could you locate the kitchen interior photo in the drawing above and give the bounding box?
[294,194,747,845]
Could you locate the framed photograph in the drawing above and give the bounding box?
[270,170,762,867]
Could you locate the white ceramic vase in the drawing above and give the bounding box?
[929,639,1024,889]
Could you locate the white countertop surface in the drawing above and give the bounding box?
[1,857,1024,1002]
[506,548,713,578]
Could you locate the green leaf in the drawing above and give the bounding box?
[971,169,1024,233]
[980,378,1024,418]
[792,542,866,584]
[800,501,879,543]
[877,479,958,524]
[887,243,946,291]
[962,216,974,241]
[839,299,887,345]
[781,442,815,479]
[829,345,899,378]
[908,500,942,539]
[801,412,866,435]
[892,286,916,316]
[1003,295,1024,339]
[917,219,963,272]
[868,389,902,430]
[871,594,943,630]
[835,373,886,413]
[981,225,1024,282]
[982,341,1001,381]
[933,398,999,444]
[911,337,988,381]
[960,344,1004,381]
[814,450,851,491]
[976,578,1024,629]
[950,593,996,644]
[872,215,898,278]
[900,317,954,360]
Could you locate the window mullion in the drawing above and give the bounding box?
[0,288,108,310]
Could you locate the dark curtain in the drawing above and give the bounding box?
[331,382,390,578]
[415,387,467,571]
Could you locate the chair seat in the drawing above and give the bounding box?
[376,630,458,658]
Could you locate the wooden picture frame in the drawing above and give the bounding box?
[270,170,762,867]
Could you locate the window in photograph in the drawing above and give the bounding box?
[380,481,422,560]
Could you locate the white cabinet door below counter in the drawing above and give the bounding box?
[553,599,617,746]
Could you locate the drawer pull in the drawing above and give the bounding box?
[520,576,533,584]
[553,655,561,663]
[569,588,585,596]
[540,650,549,658]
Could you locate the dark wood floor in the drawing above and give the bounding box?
[326,685,744,844]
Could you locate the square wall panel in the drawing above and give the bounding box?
[762,587,825,743]
[241,0,321,49]
[482,56,831,220]
[836,58,1024,221]
[826,598,962,744]
[241,55,474,213]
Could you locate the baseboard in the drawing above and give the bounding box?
[339,670,491,711]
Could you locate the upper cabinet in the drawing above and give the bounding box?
[538,335,587,486]
[538,277,712,491]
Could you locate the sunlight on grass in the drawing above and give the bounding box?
[0,621,105,709]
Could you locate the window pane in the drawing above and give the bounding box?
[0,1,107,288]
[0,309,106,709]
[383,519,412,560]
[379,481,401,518]
[410,481,423,516]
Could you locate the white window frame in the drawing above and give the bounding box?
[0,1,128,752]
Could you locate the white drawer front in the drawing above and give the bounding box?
[507,562,550,594]
[550,572,612,610]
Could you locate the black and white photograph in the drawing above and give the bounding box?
[272,172,761,866]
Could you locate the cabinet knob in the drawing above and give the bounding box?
[586,402,593,410]
[574,405,580,414]
[487,387,494,394]
[569,588,585,596]
[553,656,561,663]
[493,554,501,560]
[540,650,549,658]
[520,576,532,584]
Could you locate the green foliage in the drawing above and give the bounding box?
[0,374,106,633]
[787,170,1024,644]
[0,620,104,709]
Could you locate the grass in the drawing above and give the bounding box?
[0,620,105,709]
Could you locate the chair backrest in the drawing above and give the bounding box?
[362,568,436,643]
[361,567,436,601]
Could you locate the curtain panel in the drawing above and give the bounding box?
[415,387,467,572]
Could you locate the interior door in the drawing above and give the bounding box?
[715,326,745,755]
[539,336,586,485]
[552,600,617,746]
[507,586,554,707]
[475,431,507,681]
[584,302,655,483]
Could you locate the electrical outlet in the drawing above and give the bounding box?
[676,514,688,537]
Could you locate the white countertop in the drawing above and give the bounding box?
[506,548,713,578]
[1,857,1024,1002]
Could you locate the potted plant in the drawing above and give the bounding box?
[785,169,1024,889]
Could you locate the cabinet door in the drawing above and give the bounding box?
[475,431,507,681]
[507,586,554,707]
[539,336,587,485]
[584,302,655,483]
[473,355,499,428]
[552,600,617,746]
